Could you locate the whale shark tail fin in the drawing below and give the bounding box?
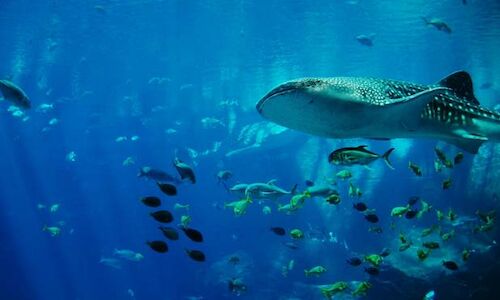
[381,148,395,169]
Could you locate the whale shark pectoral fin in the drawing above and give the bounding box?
[392,87,450,131]
[443,137,485,154]
[438,71,479,105]
[442,129,487,153]
[452,129,488,141]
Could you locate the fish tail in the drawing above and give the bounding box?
[42,225,47,231]
[304,270,309,276]
[421,16,430,25]
[382,148,395,169]
[290,184,298,195]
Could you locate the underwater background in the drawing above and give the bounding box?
[1,0,500,299]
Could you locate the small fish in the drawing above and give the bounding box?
[325,192,341,205]
[417,249,431,261]
[379,248,391,257]
[138,167,178,183]
[157,182,177,196]
[141,196,161,207]
[328,146,394,169]
[181,227,203,242]
[335,170,352,180]
[353,202,368,212]
[408,161,422,176]
[150,210,174,223]
[391,206,410,217]
[422,17,452,34]
[364,267,380,276]
[454,152,464,165]
[216,170,232,182]
[262,206,272,215]
[305,180,314,187]
[399,243,412,252]
[270,227,286,236]
[423,241,440,249]
[147,240,168,253]
[290,229,304,239]
[405,210,418,219]
[174,203,190,211]
[408,196,420,206]
[346,257,362,266]
[228,255,240,265]
[42,225,61,237]
[462,249,472,262]
[159,226,179,240]
[364,213,379,223]
[442,178,452,190]
[348,182,362,198]
[423,290,435,300]
[356,34,375,47]
[173,158,196,184]
[435,148,453,168]
[0,79,31,109]
[186,249,205,262]
[442,260,459,271]
[304,265,327,277]
[180,215,192,228]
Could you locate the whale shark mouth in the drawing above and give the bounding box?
[257,79,325,113]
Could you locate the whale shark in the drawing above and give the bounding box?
[256,71,500,153]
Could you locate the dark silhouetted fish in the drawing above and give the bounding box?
[347,257,362,266]
[405,210,418,219]
[174,158,196,184]
[157,182,177,196]
[365,213,379,223]
[365,267,380,275]
[141,196,162,207]
[138,167,178,183]
[186,249,205,262]
[270,227,286,236]
[181,227,203,242]
[305,180,314,187]
[150,210,173,223]
[356,34,375,47]
[0,79,31,109]
[353,202,368,212]
[442,260,458,271]
[159,226,179,240]
[147,240,168,253]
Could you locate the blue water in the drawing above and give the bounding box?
[1,1,500,299]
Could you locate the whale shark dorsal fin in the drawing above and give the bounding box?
[438,71,479,105]
[267,179,277,185]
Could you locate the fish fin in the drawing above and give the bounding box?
[356,145,368,149]
[394,87,450,131]
[382,148,395,169]
[363,165,374,171]
[267,179,277,185]
[442,136,485,154]
[438,71,479,105]
[290,184,298,195]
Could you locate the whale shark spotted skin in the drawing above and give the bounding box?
[256,71,500,153]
